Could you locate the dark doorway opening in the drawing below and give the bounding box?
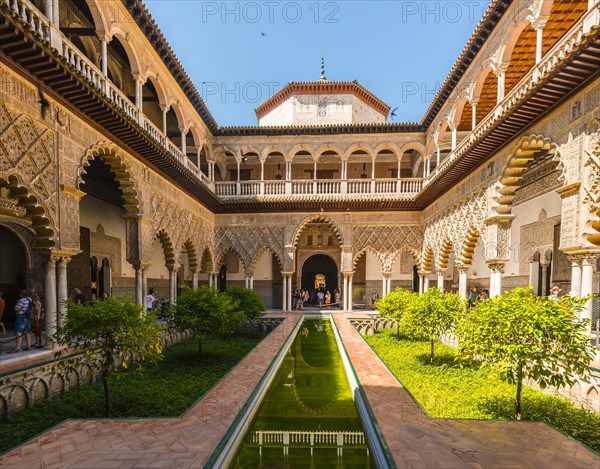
[412,265,419,292]
[0,225,27,328]
[301,254,338,296]
[218,264,227,292]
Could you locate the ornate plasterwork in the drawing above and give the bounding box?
[0,100,58,246]
[422,189,487,267]
[582,131,600,246]
[214,225,285,272]
[150,193,213,260]
[352,224,422,271]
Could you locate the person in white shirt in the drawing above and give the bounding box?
[146,288,156,314]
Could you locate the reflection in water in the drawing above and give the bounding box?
[231,318,373,468]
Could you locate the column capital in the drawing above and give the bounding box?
[244,270,254,276]
[486,261,506,273]
[60,184,86,200]
[456,264,469,274]
[485,214,515,225]
[51,249,78,262]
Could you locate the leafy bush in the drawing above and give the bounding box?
[166,286,245,355]
[0,332,263,454]
[224,286,265,320]
[54,296,163,417]
[375,288,417,337]
[456,287,594,419]
[404,288,464,361]
[366,329,600,452]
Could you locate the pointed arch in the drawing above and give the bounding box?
[79,142,142,216]
[182,239,199,271]
[291,215,344,246]
[251,247,284,272]
[495,135,560,215]
[215,247,247,272]
[459,227,481,266]
[437,238,454,270]
[353,247,383,271]
[156,230,176,267]
[0,174,57,248]
[200,246,214,272]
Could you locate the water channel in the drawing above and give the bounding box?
[230,317,374,468]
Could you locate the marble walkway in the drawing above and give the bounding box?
[1,312,599,468]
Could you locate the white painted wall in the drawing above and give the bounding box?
[79,196,134,279]
[259,93,385,126]
[254,251,273,280]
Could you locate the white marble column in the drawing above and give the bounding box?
[135,266,143,305]
[581,256,595,331]
[382,274,387,296]
[287,275,293,311]
[343,275,348,311]
[457,266,468,298]
[436,270,445,292]
[471,101,477,130]
[418,272,425,294]
[57,257,69,328]
[569,257,582,297]
[181,129,187,155]
[141,266,149,304]
[348,275,353,312]
[135,78,143,111]
[192,270,199,289]
[489,263,504,298]
[497,67,506,102]
[423,275,430,292]
[425,158,431,177]
[282,274,288,311]
[100,38,108,76]
[168,266,177,304]
[161,107,168,136]
[44,258,57,344]
[436,145,441,166]
[535,22,546,64]
[250,275,254,290]
[451,125,457,151]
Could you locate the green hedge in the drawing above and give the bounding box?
[0,330,263,455]
[365,329,600,452]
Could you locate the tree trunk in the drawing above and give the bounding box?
[515,377,522,420]
[102,372,110,417]
[430,338,435,363]
[198,337,202,357]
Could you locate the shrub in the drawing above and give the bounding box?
[54,296,163,417]
[456,287,594,420]
[224,286,265,320]
[166,286,245,356]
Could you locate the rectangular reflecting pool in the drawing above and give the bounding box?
[230,317,374,468]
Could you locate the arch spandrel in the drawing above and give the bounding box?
[291,215,344,247]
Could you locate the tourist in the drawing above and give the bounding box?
[8,289,33,353]
[549,285,561,302]
[468,286,479,309]
[30,292,44,348]
[303,289,309,307]
[297,290,305,310]
[477,289,488,302]
[317,290,325,307]
[73,287,86,305]
[146,288,157,315]
[371,289,380,306]
[334,289,340,308]
[325,291,331,308]
[101,292,109,299]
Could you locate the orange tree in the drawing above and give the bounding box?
[54,296,163,417]
[456,288,594,420]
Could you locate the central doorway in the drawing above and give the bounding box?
[301,254,338,297]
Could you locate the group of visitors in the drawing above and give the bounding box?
[5,289,44,353]
[292,288,341,310]
[467,286,489,308]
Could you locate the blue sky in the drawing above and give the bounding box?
[145,1,492,126]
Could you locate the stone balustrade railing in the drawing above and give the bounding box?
[1,0,213,187]
[422,3,599,189]
[247,430,366,447]
[215,178,423,199]
[0,330,192,418]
